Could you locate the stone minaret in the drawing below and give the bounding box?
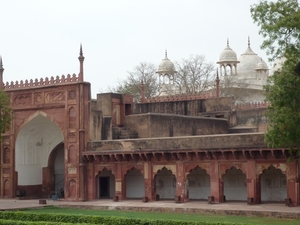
[78,44,85,82]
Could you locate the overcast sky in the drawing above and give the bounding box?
[1,0,268,98]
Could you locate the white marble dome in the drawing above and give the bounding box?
[237,42,269,80]
[218,40,238,62]
[156,50,176,75]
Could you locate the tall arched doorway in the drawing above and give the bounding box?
[222,167,247,201]
[260,166,287,202]
[155,167,176,200]
[187,166,210,200]
[97,168,115,199]
[125,168,144,199]
[15,113,64,197]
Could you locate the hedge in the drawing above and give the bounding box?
[0,211,250,225]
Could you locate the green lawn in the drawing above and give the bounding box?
[20,206,300,225]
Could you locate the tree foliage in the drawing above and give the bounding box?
[174,55,215,94]
[110,55,215,102]
[251,0,300,153]
[264,59,300,154]
[250,0,300,61]
[0,89,12,139]
[109,62,159,102]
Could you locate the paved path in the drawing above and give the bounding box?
[0,199,299,218]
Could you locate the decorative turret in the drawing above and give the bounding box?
[156,50,176,84]
[78,44,85,82]
[0,56,4,88]
[217,39,239,76]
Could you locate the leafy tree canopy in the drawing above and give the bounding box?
[251,0,300,61]
[251,0,300,154]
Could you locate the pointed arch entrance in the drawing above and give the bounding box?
[260,166,287,202]
[155,167,176,200]
[222,167,247,201]
[125,168,144,199]
[187,166,210,200]
[97,168,115,199]
[15,113,64,197]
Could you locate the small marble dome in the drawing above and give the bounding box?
[218,39,238,62]
[255,58,269,70]
[237,38,269,79]
[156,50,176,75]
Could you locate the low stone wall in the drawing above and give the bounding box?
[124,113,229,138]
[88,133,266,151]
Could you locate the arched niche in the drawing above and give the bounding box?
[96,168,115,199]
[222,166,247,201]
[125,167,145,199]
[260,166,287,202]
[187,166,210,200]
[15,114,64,187]
[155,167,176,200]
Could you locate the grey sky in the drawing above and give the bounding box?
[1,0,268,98]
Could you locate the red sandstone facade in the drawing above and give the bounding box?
[0,49,299,206]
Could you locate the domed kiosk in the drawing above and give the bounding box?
[217,37,269,103]
[217,39,240,76]
[156,50,177,95]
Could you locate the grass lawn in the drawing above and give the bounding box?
[20,206,299,225]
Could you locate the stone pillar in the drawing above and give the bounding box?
[176,162,187,202]
[246,160,259,204]
[144,162,155,201]
[79,163,86,201]
[115,163,123,200]
[286,161,299,206]
[86,162,94,200]
[209,161,223,203]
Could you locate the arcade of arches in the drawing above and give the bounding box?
[85,159,296,205]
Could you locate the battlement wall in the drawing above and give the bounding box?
[4,74,79,90]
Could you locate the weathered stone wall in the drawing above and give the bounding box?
[124,113,228,138]
[88,133,266,151]
[132,97,233,116]
[235,108,268,132]
[89,109,102,141]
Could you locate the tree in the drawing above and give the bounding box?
[250,0,300,61]
[109,62,159,102]
[251,0,300,154]
[0,89,12,139]
[264,60,300,155]
[174,55,215,94]
[110,55,216,102]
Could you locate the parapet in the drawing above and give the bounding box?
[146,92,217,103]
[4,73,79,90]
[235,102,269,110]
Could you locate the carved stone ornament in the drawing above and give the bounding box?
[68,167,77,174]
[34,92,43,104]
[67,132,76,141]
[2,136,10,145]
[68,90,76,100]
[14,94,31,105]
[45,91,65,103]
[3,168,10,174]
